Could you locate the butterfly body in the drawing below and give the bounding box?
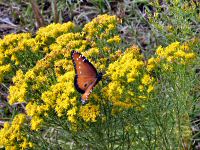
[71,50,102,105]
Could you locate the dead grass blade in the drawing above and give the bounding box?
[30,0,45,27]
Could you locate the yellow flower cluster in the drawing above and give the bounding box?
[0,33,31,55]
[104,45,154,109]
[0,33,37,83]
[107,45,144,82]
[83,14,121,42]
[140,74,155,94]
[52,32,88,53]
[42,71,77,118]
[4,35,33,56]
[8,70,27,104]
[0,33,39,66]
[79,104,100,122]
[8,69,48,131]
[107,35,121,44]
[146,57,160,72]
[25,101,48,131]
[157,42,195,62]
[147,42,196,72]
[0,114,33,149]
[0,22,76,84]
[30,116,44,131]
[26,102,49,116]
[35,22,75,52]
[0,64,11,82]
[9,62,77,130]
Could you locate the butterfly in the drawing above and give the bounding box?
[71,50,102,105]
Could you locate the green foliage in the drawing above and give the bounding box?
[148,1,199,45]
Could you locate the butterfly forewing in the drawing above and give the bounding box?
[71,50,99,94]
[72,51,97,77]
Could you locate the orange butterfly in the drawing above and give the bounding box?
[71,50,102,105]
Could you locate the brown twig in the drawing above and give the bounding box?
[52,0,59,23]
[29,0,45,28]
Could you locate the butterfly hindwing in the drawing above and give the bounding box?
[81,78,98,104]
[74,76,97,93]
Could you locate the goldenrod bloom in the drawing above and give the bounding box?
[79,104,100,122]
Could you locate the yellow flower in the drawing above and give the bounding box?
[30,116,43,131]
[104,45,151,109]
[113,101,134,109]
[127,67,140,83]
[85,47,99,56]
[174,50,186,58]
[79,104,100,122]
[41,91,56,108]
[138,85,144,92]
[0,53,4,65]
[166,56,174,62]
[180,44,189,51]
[12,114,26,125]
[55,97,71,117]
[163,64,173,71]
[56,33,83,47]
[0,64,11,83]
[35,22,75,49]
[24,69,36,80]
[106,81,124,100]
[138,95,147,99]
[103,46,110,52]
[185,53,195,59]
[141,74,153,86]
[83,14,118,41]
[166,25,174,32]
[156,46,165,57]
[147,58,156,72]
[8,81,27,105]
[106,47,144,82]
[0,114,32,149]
[147,85,154,93]
[40,70,76,117]
[20,138,33,149]
[155,42,196,67]
[107,35,121,44]
[26,102,49,117]
[67,107,78,123]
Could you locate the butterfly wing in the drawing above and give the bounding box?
[71,50,98,93]
[74,76,97,93]
[81,78,98,105]
[71,51,97,77]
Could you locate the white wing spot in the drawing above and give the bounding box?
[76,58,79,60]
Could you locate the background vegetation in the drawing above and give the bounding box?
[0,0,200,149]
